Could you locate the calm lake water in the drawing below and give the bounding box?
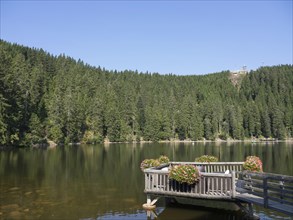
[0,142,292,219]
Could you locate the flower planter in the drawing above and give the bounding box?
[169,179,195,193]
[243,156,263,172]
[169,164,200,185]
[195,155,218,162]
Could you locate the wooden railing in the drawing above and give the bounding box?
[144,165,236,199]
[237,171,293,213]
[170,162,244,178]
[143,162,293,216]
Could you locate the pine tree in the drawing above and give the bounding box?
[0,40,292,146]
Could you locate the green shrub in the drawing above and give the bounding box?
[140,155,170,170]
[195,155,218,162]
[140,159,160,170]
[243,156,263,172]
[158,155,170,164]
[169,165,200,185]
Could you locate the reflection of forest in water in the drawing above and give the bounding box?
[0,142,292,219]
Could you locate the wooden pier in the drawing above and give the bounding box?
[236,171,293,216]
[143,162,293,217]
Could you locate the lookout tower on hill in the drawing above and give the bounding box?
[231,66,248,75]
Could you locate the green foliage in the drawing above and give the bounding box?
[158,155,170,164]
[243,156,263,172]
[0,40,293,146]
[140,159,160,170]
[82,130,103,144]
[195,155,219,162]
[169,165,200,185]
[23,113,46,146]
[140,155,170,170]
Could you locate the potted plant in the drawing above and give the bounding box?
[140,159,161,171]
[169,164,200,192]
[158,155,170,164]
[243,156,263,172]
[195,155,218,162]
[140,155,170,171]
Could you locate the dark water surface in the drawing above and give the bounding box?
[0,142,292,219]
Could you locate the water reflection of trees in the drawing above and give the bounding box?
[144,142,292,175]
[0,142,292,219]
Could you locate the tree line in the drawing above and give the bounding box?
[0,40,292,146]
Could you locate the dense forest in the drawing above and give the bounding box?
[0,40,293,147]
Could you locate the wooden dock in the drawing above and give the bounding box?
[236,171,293,216]
[143,162,293,217]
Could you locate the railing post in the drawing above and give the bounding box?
[232,171,236,198]
[280,179,284,204]
[247,174,253,192]
[145,173,148,190]
[263,176,268,208]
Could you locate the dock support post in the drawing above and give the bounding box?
[247,203,260,219]
[236,202,259,220]
[147,194,151,205]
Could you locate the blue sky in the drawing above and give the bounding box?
[1,1,292,75]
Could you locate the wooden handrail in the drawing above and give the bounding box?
[169,161,244,178]
[237,171,293,208]
[239,171,293,182]
[144,167,236,199]
[170,162,244,165]
[143,162,293,216]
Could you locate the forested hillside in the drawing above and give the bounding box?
[0,40,292,146]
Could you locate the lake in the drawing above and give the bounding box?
[0,142,292,219]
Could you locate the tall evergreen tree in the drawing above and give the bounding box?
[0,40,292,146]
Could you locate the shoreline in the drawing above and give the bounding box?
[157,138,293,143]
[1,138,293,149]
[46,138,293,146]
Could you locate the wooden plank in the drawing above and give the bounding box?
[243,177,262,183]
[264,177,268,208]
[201,173,232,177]
[241,171,293,182]
[203,176,206,195]
[198,177,202,194]
[144,169,169,174]
[215,178,218,194]
[144,161,293,216]
[267,186,293,194]
[220,178,223,195]
[280,194,293,200]
[267,195,293,205]
[243,182,263,190]
[236,193,293,216]
[246,190,263,198]
[232,172,236,198]
[170,162,244,165]
[145,174,148,190]
[267,190,289,198]
[160,174,163,189]
[267,202,293,216]
[146,190,231,199]
[267,184,293,191]
[236,193,264,206]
